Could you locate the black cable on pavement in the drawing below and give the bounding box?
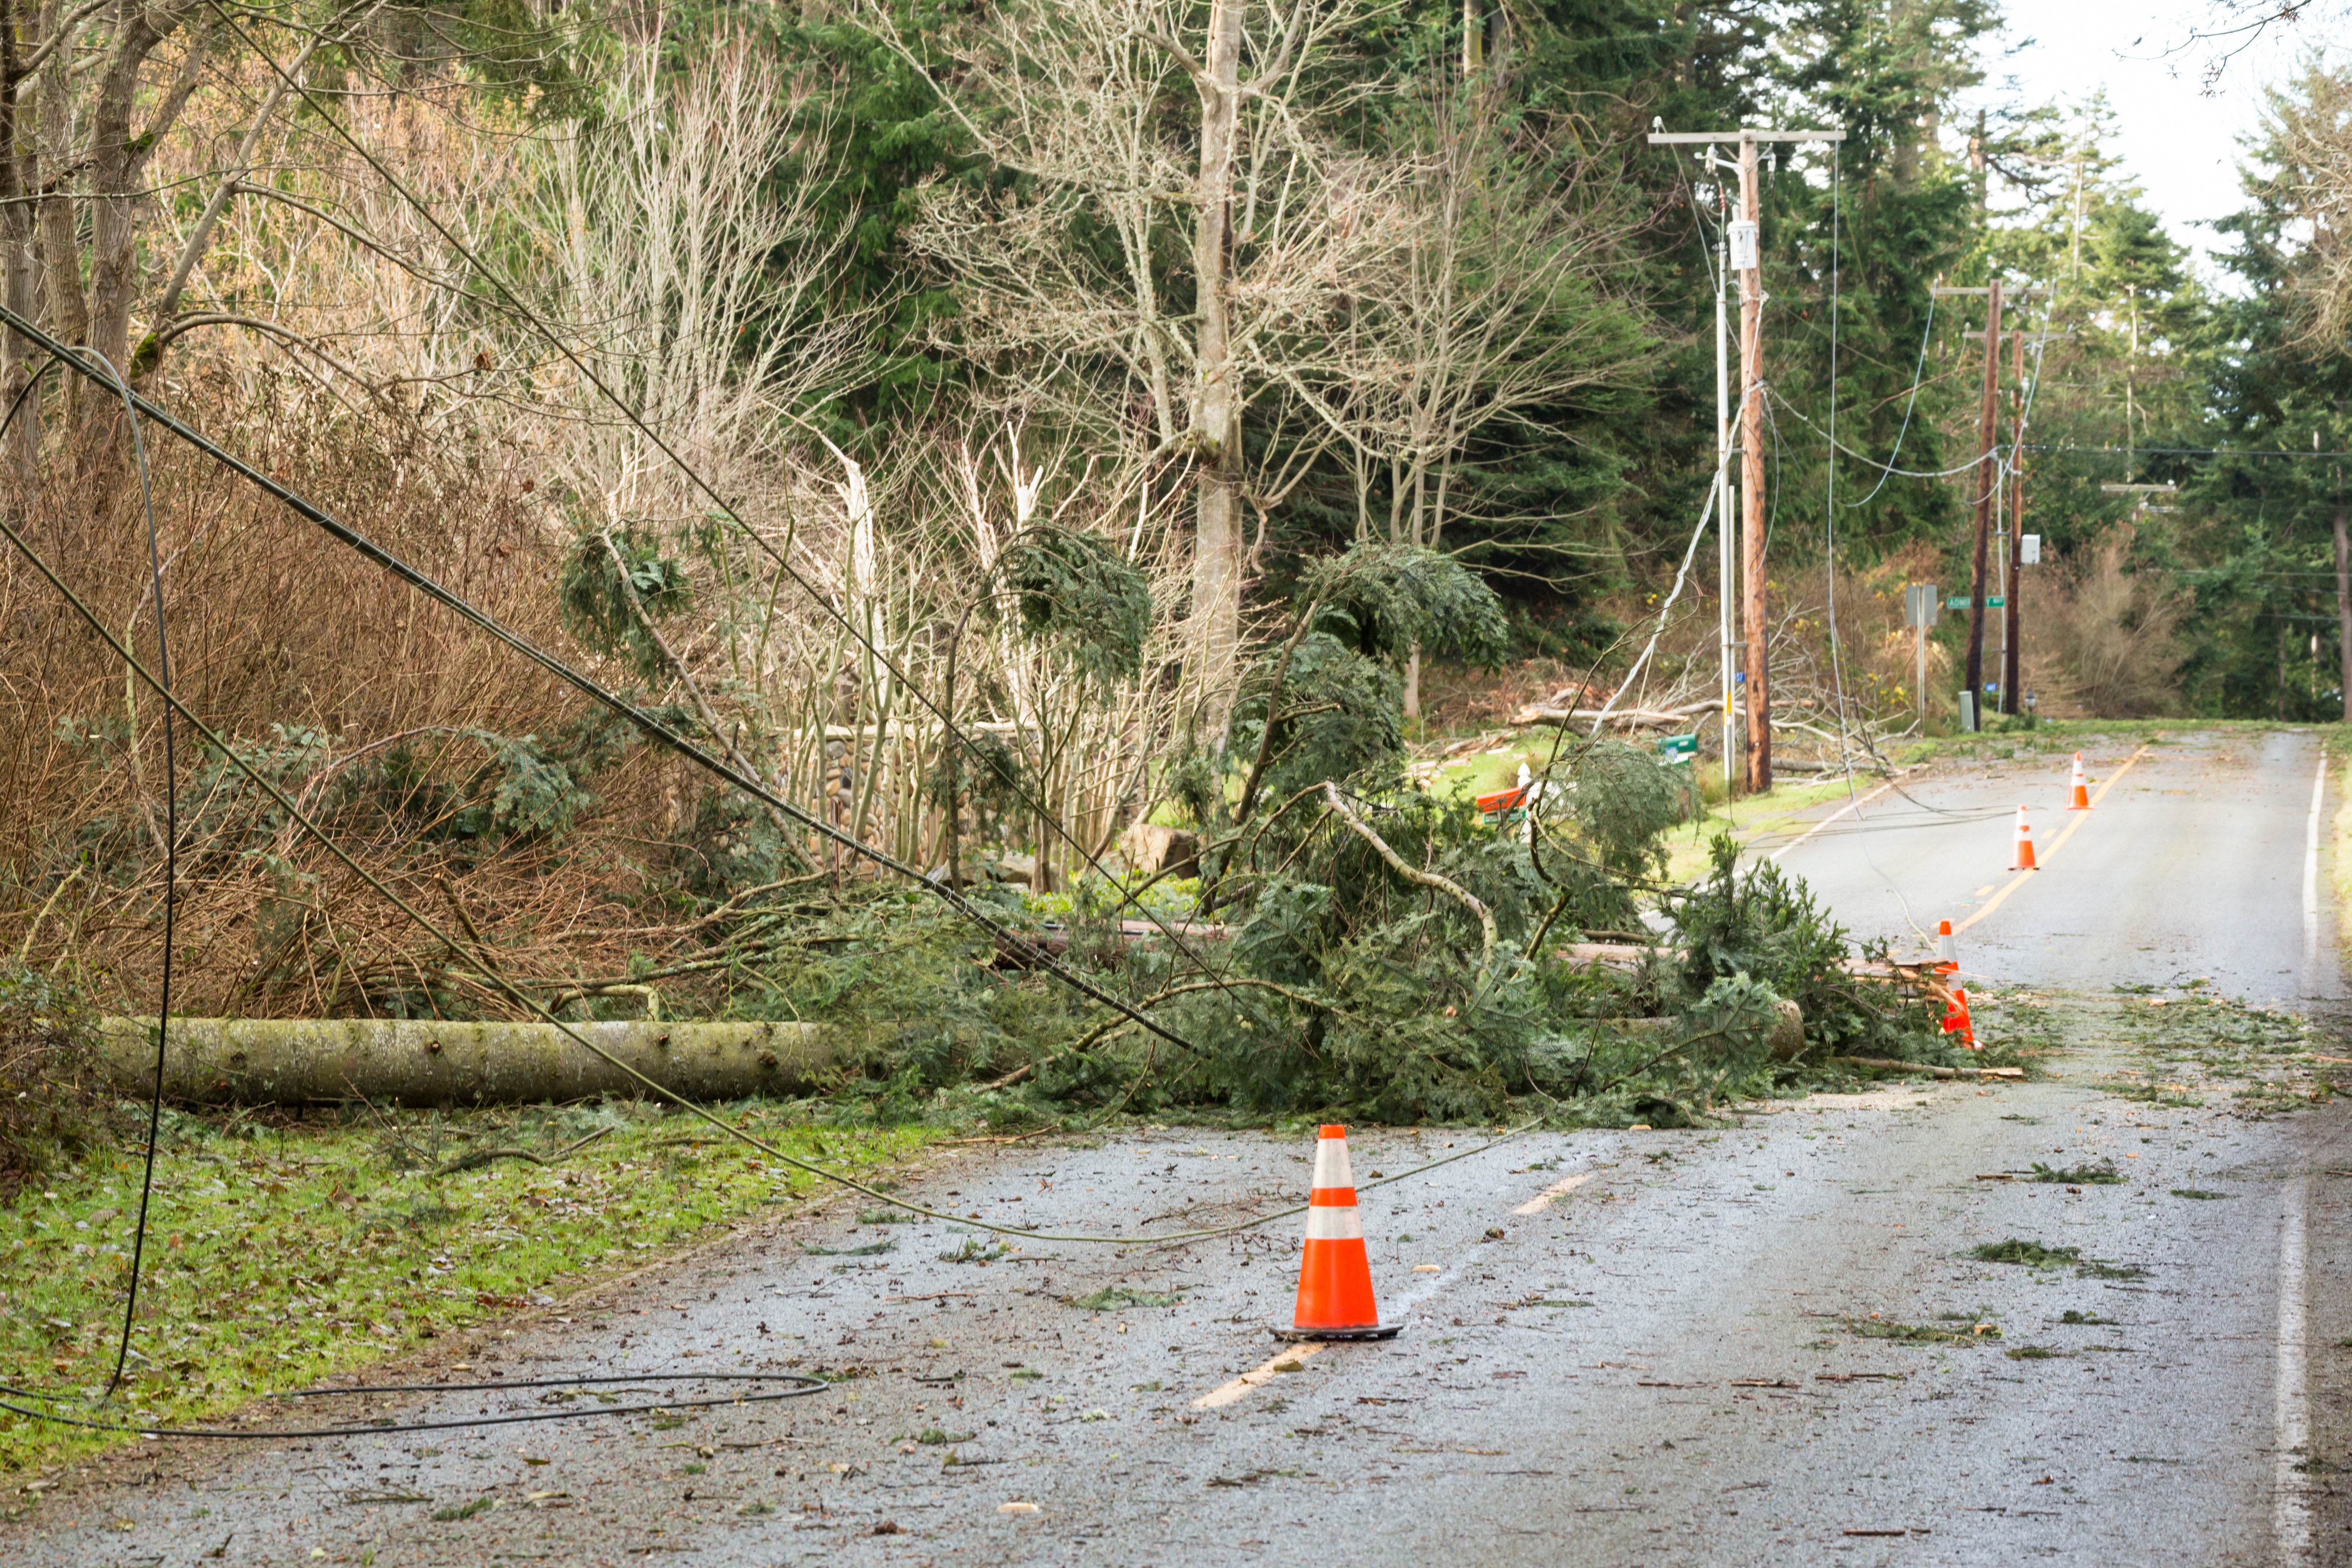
[0,1373,829,1440]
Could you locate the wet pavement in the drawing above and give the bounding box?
[11,732,2352,1565]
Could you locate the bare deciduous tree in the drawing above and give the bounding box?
[1280,73,1655,714]
[863,0,1392,727]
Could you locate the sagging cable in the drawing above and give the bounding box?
[0,310,1200,1062]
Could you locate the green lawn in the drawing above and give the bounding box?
[0,1103,931,1484]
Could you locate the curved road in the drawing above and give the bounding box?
[9,729,2350,1566]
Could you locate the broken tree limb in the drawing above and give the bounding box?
[1511,704,1706,729]
[1830,1055,2022,1082]
[1322,781,1498,983]
[96,1017,837,1106]
[1597,1000,1805,1060]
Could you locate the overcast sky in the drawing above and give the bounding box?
[1973,0,2331,272]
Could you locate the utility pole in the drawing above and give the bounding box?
[1736,133,1769,790]
[1714,182,1734,793]
[1648,124,1844,791]
[1933,279,2001,723]
[2336,460,2351,723]
[2003,327,2026,714]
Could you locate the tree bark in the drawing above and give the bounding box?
[1190,0,1244,733]
[85,2,204,374]
[95,1017,836,1106]
[0,0,37,487]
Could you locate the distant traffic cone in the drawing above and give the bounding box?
[1941,986,1976,1049]
[2067,752,2091,811]
[2010,806,2038,871]
[1277,1126,1398,1342]
[1935,919,1958,975]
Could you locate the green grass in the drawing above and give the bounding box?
[1840,1315,2000,1345]
[1663,773,1878,884]
[1972,1238,2080,1268]
[1069,1286,1181,1311]
[2030,1161,2125,1185]
[0,1104,933,1480]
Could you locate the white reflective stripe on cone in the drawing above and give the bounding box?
[1311,1138,1354,1191]
[1305,1205,1364,1242]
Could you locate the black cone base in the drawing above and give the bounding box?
[1271,1323,1400,1342]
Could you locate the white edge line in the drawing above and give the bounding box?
[1767,774,1904,862]
[1191,1340,1325,1409]
[2274,1174,2311,1563]
[2303,749,2326,988]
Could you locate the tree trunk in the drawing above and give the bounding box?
[36,10,84,436]
[1190,0,1244,734]
[2335,503,2351,723]
[0,0,36,488]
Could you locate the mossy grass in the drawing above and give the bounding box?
[0,1102,932,1481]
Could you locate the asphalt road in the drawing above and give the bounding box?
[12,730,2352,1567]
[1746,728,2341,1005]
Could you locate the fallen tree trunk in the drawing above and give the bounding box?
[1831,1055,2023,1082]
[1510,703,1707,729]
[96,1017,836,1106]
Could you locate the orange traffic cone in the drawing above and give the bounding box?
[1934,919,1958,975]
[1277,1126,1398,1342]
[1941,986,1976,1049]
[2067,753,2091,811]
[2010,806,2038,871]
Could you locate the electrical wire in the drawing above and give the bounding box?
[1766,391,2001,481]
[0,309,1198,1065]
[1817,142,1931,946]
[0,352,831,1440]
[0,1373,828,1440]
[83,348,176,1403]
[1843,284,1936,509]
[0,466,1552,1430]
[1589,444,1736,734]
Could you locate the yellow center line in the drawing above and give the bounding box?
[1191,1341,1327,1409]
[1954,744,2150,934]
[1512,1170,1598,1217]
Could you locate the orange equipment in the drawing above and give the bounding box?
[1934,919,1957,975]
[1276,1126,1399,1342]
[1941,986,1976,1049]
[2010,805,2038,871]
[2067,752,2091,811]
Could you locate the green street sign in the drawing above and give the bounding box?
[1657,733,1699,763]
[1945,595,2005,609]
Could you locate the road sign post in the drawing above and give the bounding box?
[1904,582,1940,719]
